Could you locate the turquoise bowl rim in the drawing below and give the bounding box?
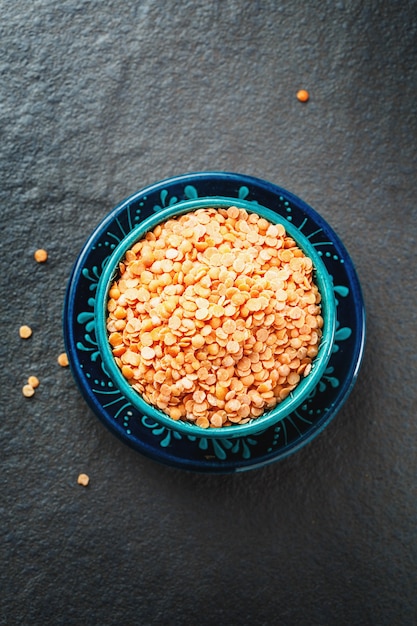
[95,196,336,439]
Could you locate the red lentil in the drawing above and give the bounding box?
[77,473,90,486]
[34,248,48,263]
[297,89,309,102]
[19,325,33,339]
[58,352,69,367]
[22,384,35,397]
[27,376,40,389]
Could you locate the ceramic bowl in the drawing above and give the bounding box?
[94,196,336,440]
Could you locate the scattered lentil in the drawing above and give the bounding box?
[34,248,48,263]
[297,89,309,102]
[22,384,35,397]
[58,352,69,367]
[27,376,40,388]
[107,207,323,428]
[77,473,90,487]
[19,325,32,339]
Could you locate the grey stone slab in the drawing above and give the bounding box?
[1,1,417,624]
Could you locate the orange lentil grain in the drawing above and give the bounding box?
[22,384,35,397]
[296,89,309,102]
[34,248,48,263]
[169,407,183,421]
[77,473,90,487]
[27,376,40,389]
[19,325,32,339]
[58,352,69,367]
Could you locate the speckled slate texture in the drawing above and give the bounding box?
[1,2,417,625]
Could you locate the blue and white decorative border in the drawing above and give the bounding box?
[74,183,352,462]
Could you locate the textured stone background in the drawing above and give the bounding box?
[1,1,417,624]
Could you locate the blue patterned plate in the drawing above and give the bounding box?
[63,172,365,473]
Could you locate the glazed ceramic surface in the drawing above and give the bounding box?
[94,196,336,440]
[63,172,365,472]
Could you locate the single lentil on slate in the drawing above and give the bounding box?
[34,249,48,263]
[297,89,310,102]
[22,384,35,397]
[19,325,33,339]
[77,473,90,487]
[27,376,40,388]
[58,352,69,367]
[106,207,323,428]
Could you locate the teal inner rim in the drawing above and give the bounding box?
[95,197,336,439]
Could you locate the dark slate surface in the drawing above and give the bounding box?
[1,2,417,624]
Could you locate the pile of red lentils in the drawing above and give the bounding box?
[106,206,323,429]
